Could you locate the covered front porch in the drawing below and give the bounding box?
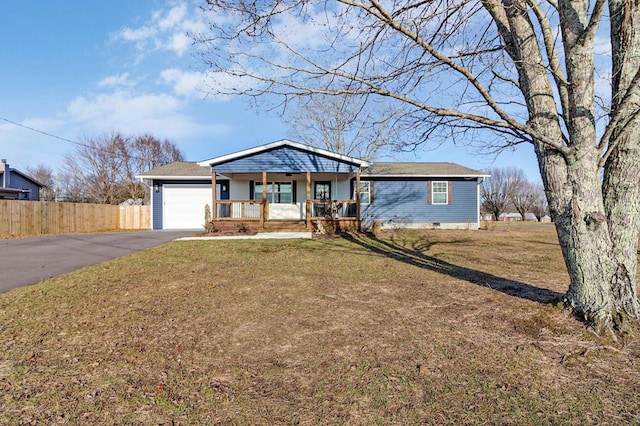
[210,170,363,232]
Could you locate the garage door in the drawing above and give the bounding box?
[163,184,212,229]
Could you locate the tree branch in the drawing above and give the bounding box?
[526,0,570,119]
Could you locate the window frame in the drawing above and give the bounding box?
[254,181,293,204]
[431,181,448,205]
[359,180,371,205]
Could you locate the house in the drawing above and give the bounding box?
[137,140,488,232]
[0,159,44,201]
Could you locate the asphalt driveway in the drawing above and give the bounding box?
[0,231,196,293]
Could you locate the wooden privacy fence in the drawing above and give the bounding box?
[0,200,151,238]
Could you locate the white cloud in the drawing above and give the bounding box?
[97,72,134,88]
[271,6,328,50]
[118,25,157,42]
[199,71,260,101]
[159,68,205,97]
[168,33,191,57]
[64,89,229,145]
[113,1,207,57]
[159,3,188,30]
[67,91,183,125]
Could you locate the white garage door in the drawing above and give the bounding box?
[163,184,212,229]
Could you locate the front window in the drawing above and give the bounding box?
[254,181,293,203]
[432,181,448,204]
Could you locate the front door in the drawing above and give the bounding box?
[216,180,230,217]
[314,181,332,217]
[216,180,230,200]
[314,181,331,200]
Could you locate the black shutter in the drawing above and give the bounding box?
[249,181,254,200]
[292,180,297,203]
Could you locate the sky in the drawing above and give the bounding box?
[0,1,542,181]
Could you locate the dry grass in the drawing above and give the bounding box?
[1,223,639,424]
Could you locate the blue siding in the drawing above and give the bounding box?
[152,181,163,230]
[361,178,479,225]
[6,172,41,200]
[211,146,359,173]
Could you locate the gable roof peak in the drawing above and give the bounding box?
[197,139,370,168]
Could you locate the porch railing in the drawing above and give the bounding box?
[213,199,358,222]
[308,199,358,218]
[216,200,262,220]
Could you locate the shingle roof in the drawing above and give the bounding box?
[138,160,488,179]
[0,168,46,187]
[362,162,487,177]
[137,161,211,178]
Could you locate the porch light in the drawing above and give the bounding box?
[222,184,227,192]
[154,184,160,193]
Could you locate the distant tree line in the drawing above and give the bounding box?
[27,132,183,205]
[480,167,548,222]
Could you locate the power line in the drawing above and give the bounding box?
[0,115,180,163]
[0,116,90,149]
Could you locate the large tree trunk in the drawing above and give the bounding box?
[602,142,640,327]
[600,0,640,328]
[554,0,639,330]
[490,0,640,331]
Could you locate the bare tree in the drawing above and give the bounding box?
[61,132,184,204]
[529,183,549,222]
[121,134,185,203]
[481,167,525,221]
[285,94,400,160]
[25,164,55,201]
[196,1,640,331]
[61,133,126,204]
[511,180,541,221]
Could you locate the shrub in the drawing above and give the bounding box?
[204,220,219,233]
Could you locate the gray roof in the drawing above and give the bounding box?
[362,162,487,177]
[0,168,46,187]
[137,161,211,178]
[139,160,487,179]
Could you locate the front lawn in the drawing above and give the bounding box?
[1,226,639,424]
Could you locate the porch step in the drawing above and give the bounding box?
[214,221,262,234]
[263,220,309,232]
[212,220,309,233]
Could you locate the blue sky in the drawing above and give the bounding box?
[0,1,542,181]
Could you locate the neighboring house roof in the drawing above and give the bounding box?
[0,169,46,188]
[197,139,371,168]
[0,187,21,195]
[363,162,489,178]
[137,161,210,180]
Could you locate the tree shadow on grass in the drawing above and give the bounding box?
[342,233,563,305]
